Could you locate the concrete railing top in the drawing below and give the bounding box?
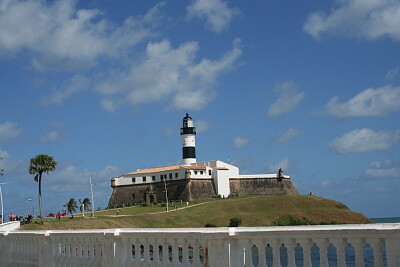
[7,222,400,236]
[0,221,20,232]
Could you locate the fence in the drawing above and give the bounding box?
[0,223,399,266]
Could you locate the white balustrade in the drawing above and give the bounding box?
[0,223,399,266]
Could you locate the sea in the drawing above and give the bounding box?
[249,217,400,267]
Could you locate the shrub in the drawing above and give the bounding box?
[229,217,242,227]
[272,214,315,226]
[142,202,147,206]
[153,200,158,206]
[161,202,166,207]
[204,223,217,227]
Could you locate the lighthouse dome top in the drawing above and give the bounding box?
[183,113,192,120]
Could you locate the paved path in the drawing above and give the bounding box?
[97,201,211,218]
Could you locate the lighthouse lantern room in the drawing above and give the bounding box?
[181,113,197,165]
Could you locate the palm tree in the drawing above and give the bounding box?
[64,198,78,214]
[28,154,57,224]
[79,198,91,213]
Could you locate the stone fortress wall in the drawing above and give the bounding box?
[108,177,298,208]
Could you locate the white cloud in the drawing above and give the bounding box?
[196,120,211,133]
[364,160,400,179]
[46,163,123,193]
[96,38,242,111]
[324,85,400,118]
[0,0,162,71]
[233,136,249,149]
[385,66,400,81]
[304,0,400,41]
[269,128,302,145]
[268,157,290,173]
[186,0,239,33]
[330,128,400,153]
[267,81,306,117]
[43,75,89,105]
[0,122,22,142]
[41,131,62,143]
[41,121,68,143]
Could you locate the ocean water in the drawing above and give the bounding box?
[371,217,400,223]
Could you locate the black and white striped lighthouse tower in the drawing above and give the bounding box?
[181,113,196,165]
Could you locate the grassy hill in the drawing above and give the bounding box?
[20,195,372,230]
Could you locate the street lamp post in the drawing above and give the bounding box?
[163,178,169,213]
[27,198,32,216]
[0,182,10,224]
[89,177,95,218]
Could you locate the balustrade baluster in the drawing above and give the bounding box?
[254,240,266,267]
[182,241,190,265]
[134,239,141,264]
[299,239,312,267]
[385,238,400,266]
[282,239,296,267]
[331,239,346,267]
[243,241,252,267]
[192,241,201,267]
[348,239,365,267]
[368,239,384,267]
[270,241,281,267]
[315,239,328,267]
[172,240,180,265]
[153,241,161,265]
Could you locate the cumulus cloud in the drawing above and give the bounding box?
[267,81,306,117]
[96,38,242,111]
[304,0,400,41]
[268,157,290,173]
[269,128,302,145]
[186,0,239,33]
[0,0,162,71]
[0,122,22,142]
[330,128,400,153]
[364,160,400,179]
[323,85,400,118]
[233,137,249,149]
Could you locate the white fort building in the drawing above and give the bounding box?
[108,114,298,206]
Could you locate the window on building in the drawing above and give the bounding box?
[152,176,155,181]
[132,177,136,183]
[200,171,203,175]
[175,173,178,178]
[194,171,198,175]
[160,175,164,181]
[143,176,146,182]
[169,173,172,180]
[208,170,211,175]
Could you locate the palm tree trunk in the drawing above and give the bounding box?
[38,172,43,224]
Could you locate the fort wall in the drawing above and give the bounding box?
[229,178,299,196]
[108,179,217,207]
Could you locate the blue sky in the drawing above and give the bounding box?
[1,0,400,219]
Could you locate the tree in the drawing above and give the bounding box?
[28,154,57,224]
[79,198,91,213]
[64,198,78,214]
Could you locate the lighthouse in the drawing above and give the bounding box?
[181,113,196,165]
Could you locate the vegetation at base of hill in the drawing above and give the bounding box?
[20,195,372,230]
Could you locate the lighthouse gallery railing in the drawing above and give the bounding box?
[0,223,399,266]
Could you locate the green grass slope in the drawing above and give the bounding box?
[20,195,372,230]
